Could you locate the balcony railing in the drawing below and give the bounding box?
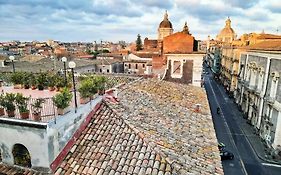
[0,97,56,122]
[265,96,275,104]
[252,104,258,111]
[254,89,262,95]
[248,85,257,92]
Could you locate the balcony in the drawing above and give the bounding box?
[265,96,275,104]
[248,85,257,92]
[254,88,262,95]
[265,119,274,126]
[252,104,258,111]
[244,81,250,87]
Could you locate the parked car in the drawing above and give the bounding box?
[220,150,234,160]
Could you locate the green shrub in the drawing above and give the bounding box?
[15,93,30,113]
[52,87,73,109]
[10,72,24,85]
[2,93,16,111]
[78,78,94,98]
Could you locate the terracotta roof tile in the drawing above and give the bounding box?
[54,102,172,174]
[107,79,223,174]
[247,40,281,51]
[0,163,45,175]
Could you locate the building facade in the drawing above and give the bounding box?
[163,25,204,87]
[236,50,281,155]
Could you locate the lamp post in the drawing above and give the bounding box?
[61,57,67,86]
[51,55,56,70]
[69,61,77,113]
[9,56,15,73]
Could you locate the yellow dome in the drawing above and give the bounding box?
[219,27,235,36]
[218,17,235,37]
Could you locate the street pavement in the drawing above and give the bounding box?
[203,66,281,175]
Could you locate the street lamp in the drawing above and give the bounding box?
[51,55,56,70]
[61,57,67,86]
[69,61,77,113]
[9,56,15,73]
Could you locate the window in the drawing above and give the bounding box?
[143,64,145,68]
[136,64,138,69]
[128,64,131,69]
[12,144,31,168]
[173,61,181,74]
[269,72,279,98]
[107,69,109,73]
[99,69,102,72]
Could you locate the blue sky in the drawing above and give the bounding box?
[0,0,280,42]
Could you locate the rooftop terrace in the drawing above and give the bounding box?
[0,78,223,174]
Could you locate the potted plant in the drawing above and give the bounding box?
[55,76,65,92]
[47,73,57,91]
[78,78,94,104]
[15,93,30,119]
[92,76,107,95]
[2,93,16,117]
[10,72,24,89]
[31,98,45,121]
[0,94,5,116]
[30,74,37,90]
[52,87,73,115]
[37,72,48,90]
[22,72,31,89]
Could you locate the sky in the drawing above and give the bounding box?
[0,0,281,43]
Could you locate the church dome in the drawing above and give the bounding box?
[218,17,235,36]
[159,20,173,28]
[159,11,173,28]
[219,27,235,36]
[216,17,236,43]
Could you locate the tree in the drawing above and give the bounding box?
[136,34,142,51]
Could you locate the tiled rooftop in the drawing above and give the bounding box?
[0,78,223,174]
[0,162,43,175]
[109,79,223,174]
[55,102,173,175]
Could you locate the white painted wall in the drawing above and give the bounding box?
[166,54,204,87]
[0,97,102,171]
[0,123,49,168]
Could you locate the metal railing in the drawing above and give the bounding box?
[0,97,56,123]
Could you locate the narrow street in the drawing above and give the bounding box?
[204,66,281,175]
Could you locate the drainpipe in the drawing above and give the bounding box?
[257,57,271,130]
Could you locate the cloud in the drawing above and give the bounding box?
[0,0,279,42]
[226,0,258,8]
[262,0,281,13]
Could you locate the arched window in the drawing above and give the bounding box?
[12,144,31,167]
